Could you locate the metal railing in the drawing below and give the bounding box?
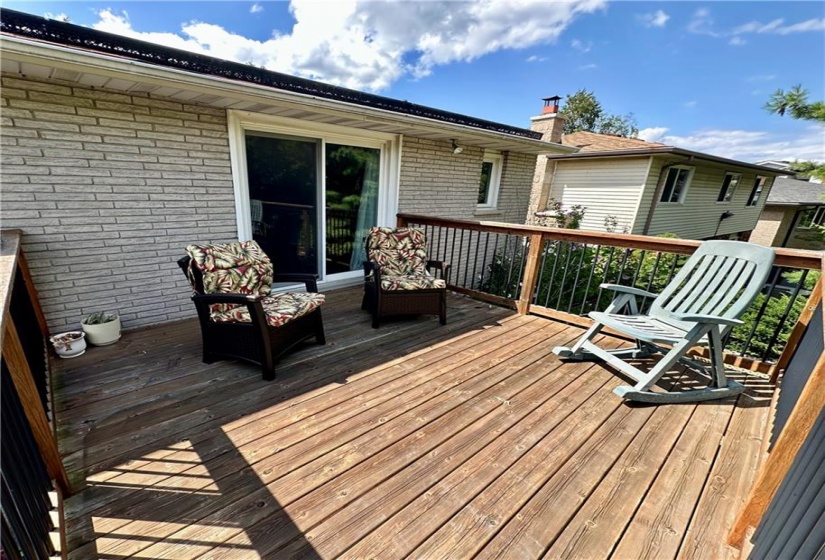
[398,214,822,373]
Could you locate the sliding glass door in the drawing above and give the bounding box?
[243,131,381,279]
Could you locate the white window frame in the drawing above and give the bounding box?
[800,206,825,229]
[717,172,741,203]
[227,110,401,285]
[476,150,503,212]
[660,165,694,204]
[747,176,768,207]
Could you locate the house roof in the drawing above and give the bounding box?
[562,131,667,152]
[0,9,572,155]
[766,176,825,206]
[547,130,783,175]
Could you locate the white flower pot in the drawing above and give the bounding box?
[81,316,121,346]
[50,331,87,358]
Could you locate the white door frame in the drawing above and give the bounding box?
[228,110,401,286]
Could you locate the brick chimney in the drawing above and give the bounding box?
[530,95,565,144]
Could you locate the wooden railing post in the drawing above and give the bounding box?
[516,232,544,315]
[770,276,822,383]
[3,315,70,494]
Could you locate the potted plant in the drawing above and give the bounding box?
[49,331,86,358]
[80,311,121,346]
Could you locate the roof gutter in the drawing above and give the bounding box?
[546,147,785,175]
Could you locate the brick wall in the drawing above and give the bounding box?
[399,137,536,224]
[749,207,789,247]
[0,75,237,332]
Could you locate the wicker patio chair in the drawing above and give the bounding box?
[178,240,325,381]
[362,226,449,328]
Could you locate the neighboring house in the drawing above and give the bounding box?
[750,176,825,250]
[0,10,573,332]
[528,109,784,240]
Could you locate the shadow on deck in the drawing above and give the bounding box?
[54,287,772,559]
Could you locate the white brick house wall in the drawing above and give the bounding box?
[1,76,540,331]
[398,137,537,224]
[1,75,237,332]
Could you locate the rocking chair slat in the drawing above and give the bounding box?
[553,240,775,404]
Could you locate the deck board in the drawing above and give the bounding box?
[54,286,772,559]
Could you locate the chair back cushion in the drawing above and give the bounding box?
[366,227,429,276]
[185,241,273,296]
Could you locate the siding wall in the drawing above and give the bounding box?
[646,158,773,239]
[0,74,236,332]
[548,158,649,233]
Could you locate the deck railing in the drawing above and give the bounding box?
[398,213,822,374]
[1,229,67,558]
[397,213,825,551]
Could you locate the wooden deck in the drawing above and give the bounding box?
[54,287,773,560]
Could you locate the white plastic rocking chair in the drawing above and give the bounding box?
[553,240,775,404]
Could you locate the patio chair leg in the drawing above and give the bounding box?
[262,363,276,381]
[315,312,326,345]
[439,294,447,325]
[553,321,604,359]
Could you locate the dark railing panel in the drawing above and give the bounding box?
[10,266,48,412]
[1,361,57,560]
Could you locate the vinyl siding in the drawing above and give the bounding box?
[632,158,663,235]
[646,158,774,239]
[548,158,649,233]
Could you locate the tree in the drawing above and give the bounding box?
[765,86,825,181]
[561,89,639,137]
[764,85,825,122]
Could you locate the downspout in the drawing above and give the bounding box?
[641,155,694,235]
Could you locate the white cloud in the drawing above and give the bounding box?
[89,0,607,92]
[250,3,264,14]
[683,100,698,109]
[579,63,598,70]
[689,8,825,43]
[526,55,547,63]
[571,39,592,52]
[637,10,669,28]
[638,127,669,143]
[639,126,825,163]
[44,12,71,22]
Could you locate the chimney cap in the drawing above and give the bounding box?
[543,95,562,103]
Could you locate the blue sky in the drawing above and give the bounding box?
[7,1,824,162]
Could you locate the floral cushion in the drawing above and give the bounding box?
[366,227,428,277]
[379,274,447,291]
[210,292,325,327]
[185,241,273,296]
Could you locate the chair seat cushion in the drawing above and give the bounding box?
[211,292,325,328]
[379,273,446,291]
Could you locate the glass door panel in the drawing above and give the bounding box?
[245,133,319,275]
[325,144,380,274]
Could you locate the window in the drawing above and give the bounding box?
[800,207,825,229]
[477,151,503,210]
[660,166,693,203]
[717,172,741,203]
[747,176,768,206]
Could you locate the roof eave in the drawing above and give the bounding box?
[546,146,785,174]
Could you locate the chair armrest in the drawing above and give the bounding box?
[599,284,658,299]
[674,314,743,327]
[192,293,262,305]
[427,260,450,280]
[271,273,320,293]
